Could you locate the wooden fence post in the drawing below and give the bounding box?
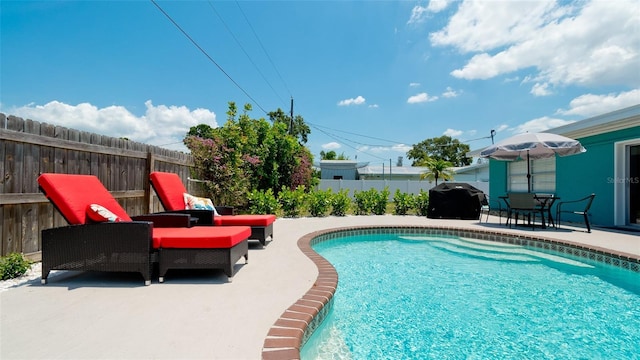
[145,151,154,214]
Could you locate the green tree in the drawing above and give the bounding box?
[407,135,471,167]
[184,133,255,208]
[291,147,315,189]
[417,158,455,186]
[320,150,337,160]
[267,108,310,144]
[185,102,314,207]
[186,124,216,139]
[320,150,349,160]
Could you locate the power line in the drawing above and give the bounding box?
[310,122,496,147]
[207,1,288,108]
[308,121,407,145]
[236,1,292,98]
[309,121,497,161]
[462,130,496,144]
[309,124,396,148]
[150,0,269,115]
[311,124,388,161]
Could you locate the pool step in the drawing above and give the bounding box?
[399,235,591,267]
[430,240,537,262]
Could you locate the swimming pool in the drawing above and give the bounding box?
[299,228,640,359]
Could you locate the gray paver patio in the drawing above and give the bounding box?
[1,215,639,359]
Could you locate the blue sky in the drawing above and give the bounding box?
[2,0,639,165]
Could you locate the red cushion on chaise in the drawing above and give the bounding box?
[153,226,251,249]
[213,214,276,226]
[38,173,132,224]
[149,171,189,211]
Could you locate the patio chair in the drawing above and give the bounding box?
[555,193,596,233]
[149,171,276,246]
[479,194,504,224]
[38,173,251,285]
[507,193,540,230]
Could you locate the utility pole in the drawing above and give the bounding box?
[490,129,496,144]
[289,97,294,135]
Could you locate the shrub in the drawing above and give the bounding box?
[353,188,388,215]
[278,185,307,218]
[308,189,332,217]
[0,253,31,280]
[414,189,430,216]
[372,187,390,215]
[247,188,279,215]
[353,189,374,215]
[330,189,351,216]
[393,189,415,215]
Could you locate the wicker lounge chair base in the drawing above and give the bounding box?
[41,222,156,286]
[252,224,272,246]
[159,241,248,283]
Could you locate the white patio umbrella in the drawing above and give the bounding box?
[480,132,586,192]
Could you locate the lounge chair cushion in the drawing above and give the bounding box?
[86,204,122,223]
[38,173,132,225]
[213,214,276,227]
[153,226,251,249]
[184,193,220,216]
[149,172,189,211]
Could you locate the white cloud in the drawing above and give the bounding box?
[530,82,552,97]
[443,128,463,137]
[392,143,412,153]
[511,116,576,134]
[407,92,438,104]
[368,104,379,108]
[337,96,366,106]
[407,6,429,25]
[428,0,455,13]
[496,124,509,132]
[431,0,640,89]
[7,100,217,152]
[360,143,412,154]
[409,82,421,88]
[431,1,557,52]
[442,86,461,98]
[407,0,454,24]
[556,89,640,117]
[321,142,341,150]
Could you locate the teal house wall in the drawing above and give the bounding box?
[555,127,639,227]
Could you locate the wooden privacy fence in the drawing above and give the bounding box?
[0,113,198,260]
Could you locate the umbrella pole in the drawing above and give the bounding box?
[527,151,531,193]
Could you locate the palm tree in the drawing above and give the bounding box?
[418,158,454,185]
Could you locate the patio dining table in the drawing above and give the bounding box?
[500,193,559,229]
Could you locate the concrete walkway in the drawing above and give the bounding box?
[1,216,639,360]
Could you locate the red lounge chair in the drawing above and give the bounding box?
[38,173,251,285]
[149,171,276,246]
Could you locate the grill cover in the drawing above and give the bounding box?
[427,182,485,220]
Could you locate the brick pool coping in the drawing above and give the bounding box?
[261,225,640,360]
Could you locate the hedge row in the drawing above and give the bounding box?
[247,187,430,217]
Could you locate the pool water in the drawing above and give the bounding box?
[301,234,640,359]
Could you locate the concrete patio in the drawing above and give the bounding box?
[1,215,639,360]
